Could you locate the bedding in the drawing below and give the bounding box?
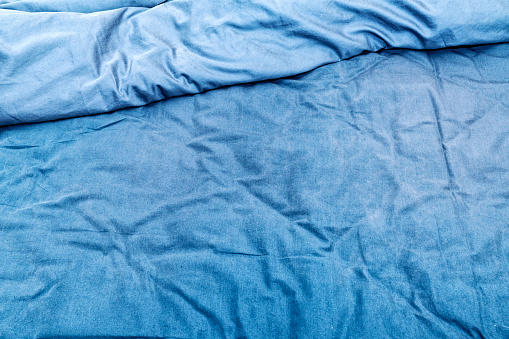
[0,0,508,337]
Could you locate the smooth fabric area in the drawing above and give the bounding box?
[0,0,508,338]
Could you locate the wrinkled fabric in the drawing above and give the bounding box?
[0,0,165,13]
[1,0,508,125]
[0,0,509,338]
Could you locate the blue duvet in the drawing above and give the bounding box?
[1,0,508,337]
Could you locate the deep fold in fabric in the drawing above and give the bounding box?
[0,0,508,125]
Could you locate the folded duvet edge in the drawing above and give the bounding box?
[0,0,508,126]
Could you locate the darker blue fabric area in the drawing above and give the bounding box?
[0,0,508,338]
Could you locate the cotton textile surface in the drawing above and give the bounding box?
[0,0,508,338]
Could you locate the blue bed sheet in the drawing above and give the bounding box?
[0,0,508,337]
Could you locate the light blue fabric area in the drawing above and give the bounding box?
[0,0,508,125]
[0,0,164,12]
